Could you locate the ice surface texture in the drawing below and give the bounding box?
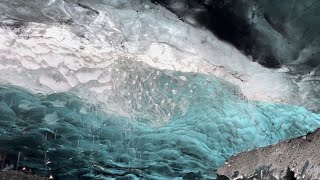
[0,0,319,111]
[0,68,319,179]
[0,0,319,179]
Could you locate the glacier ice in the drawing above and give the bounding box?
[155,0,320,68]
[154,0,320,112]
[0,65,319,179]
[0,0,319,111]
[0,0,319,179]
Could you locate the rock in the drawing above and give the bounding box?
[0,171,45,180]
[217,128,320,179]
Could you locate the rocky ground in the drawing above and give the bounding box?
[0,171,46,180]
[217,128,320,179]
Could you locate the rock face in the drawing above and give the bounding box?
[217,128,320,180]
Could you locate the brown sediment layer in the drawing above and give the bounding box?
[217,128,320,179]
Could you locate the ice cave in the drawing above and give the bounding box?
[0,0,319,179]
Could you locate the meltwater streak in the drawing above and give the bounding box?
[0,67,319,179]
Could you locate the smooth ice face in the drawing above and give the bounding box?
[0,65,319,179]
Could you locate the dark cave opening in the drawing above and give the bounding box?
[150,0,282,68]
[283,169,296,180]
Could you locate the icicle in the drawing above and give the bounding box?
[16,152,21,171]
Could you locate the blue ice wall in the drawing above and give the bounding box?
[0,68,319,179]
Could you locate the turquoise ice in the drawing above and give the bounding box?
[0,65,319,179]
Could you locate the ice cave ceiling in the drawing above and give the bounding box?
[0,0,319,179]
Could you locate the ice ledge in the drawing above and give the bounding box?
[217,128,320,180]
